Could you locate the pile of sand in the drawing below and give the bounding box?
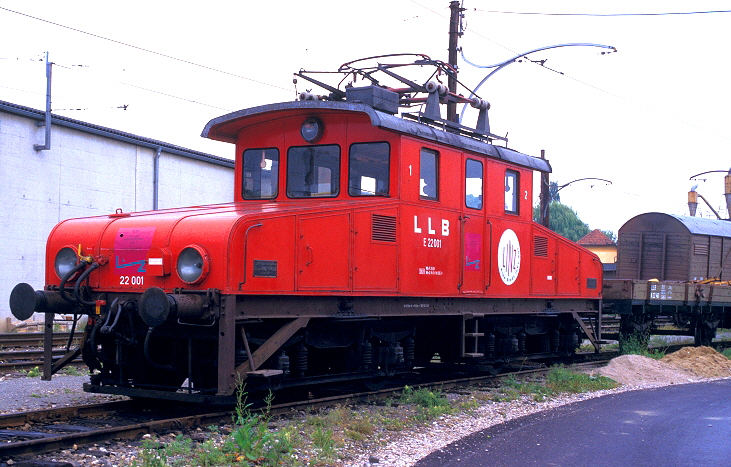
[660,346,731,378]
[596,346,731,386]
[596,354,695,386]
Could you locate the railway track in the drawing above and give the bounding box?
[0,332,83,372]
[0,331,726,462]
[0,332,80,348]
[0,357,613,461]
[0,400,234,458]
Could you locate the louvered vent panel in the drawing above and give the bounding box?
[694,243,709,256]
[534,236,549,257]
[372,214,397,242]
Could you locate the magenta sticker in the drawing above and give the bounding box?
[465,233,482,271]
[114,227,156,273]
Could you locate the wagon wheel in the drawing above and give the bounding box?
[618,313,650,354]
[693,316,714,347]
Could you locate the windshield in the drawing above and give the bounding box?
[286,145,340,198]
[242,148,279,199]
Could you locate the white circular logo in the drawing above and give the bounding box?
[498,229,521,285]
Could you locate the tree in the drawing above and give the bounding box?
[533,201,590,242]
[549,181,561,202]
[601,230,617,243]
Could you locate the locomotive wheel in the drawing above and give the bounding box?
[479,363,503,375]
[362,376,389,391]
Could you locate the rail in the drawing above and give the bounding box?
[0,332,83,372]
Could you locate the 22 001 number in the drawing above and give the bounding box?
[119,276,144,286]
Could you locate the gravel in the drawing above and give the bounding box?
[349,383,693,467]
[0,373,123,414]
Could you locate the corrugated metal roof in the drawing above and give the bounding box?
[666,213,731,236]
[0,99,234,168]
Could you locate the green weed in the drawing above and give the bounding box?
[620,333,665,359]
[132,438,167,467]
[399,385,454,420]
[546,365,617,393]
[311,425,338,463]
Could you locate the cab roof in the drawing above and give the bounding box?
[202,100,551,173]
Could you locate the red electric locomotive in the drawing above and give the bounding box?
[10,56,602,403]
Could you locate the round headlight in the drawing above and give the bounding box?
[300,117,323,143]
[55,247,79,280]
[176,245,209,285]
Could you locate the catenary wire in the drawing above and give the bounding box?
[472,9,731,17]
[0,6,290,92]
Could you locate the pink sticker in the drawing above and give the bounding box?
[465,233,482,271]
[114,227,156,273]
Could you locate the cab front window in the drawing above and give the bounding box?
[287,145,340,198]
[242,148,279,199]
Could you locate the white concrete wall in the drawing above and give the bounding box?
[0,110,234,328]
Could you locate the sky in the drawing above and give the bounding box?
[1,0,730,234]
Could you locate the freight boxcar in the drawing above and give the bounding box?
[605,212,731,345]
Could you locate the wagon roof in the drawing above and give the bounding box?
[202,101,551,173]
[622,212,731,237]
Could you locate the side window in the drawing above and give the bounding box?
[505,170,519,214]
[242,148,279,199]
[287,145,340,198]
[420,148,439,201]
[349,142,390,196]
[465,159,483,209]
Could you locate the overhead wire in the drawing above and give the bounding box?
[446,4,731,141]
[49,58,236,112]
[1,2,728,142]
[471,9,731,17]
[116,81,234,112]
[0,6,290,92]
[1,54,235,113]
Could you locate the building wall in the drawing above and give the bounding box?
[587,245,617,264]
[0,107,234,328]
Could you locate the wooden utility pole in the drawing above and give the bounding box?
[447,1,462,123]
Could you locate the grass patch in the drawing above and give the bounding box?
[399,386,455,420]
[722,348,731,359]
[60,366,86,376]
[546,365,617,393]
[491,367,617,402]
[620,334,665,359]
[124,368,619,466]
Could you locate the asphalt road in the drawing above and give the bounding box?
[416,379,731,467]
